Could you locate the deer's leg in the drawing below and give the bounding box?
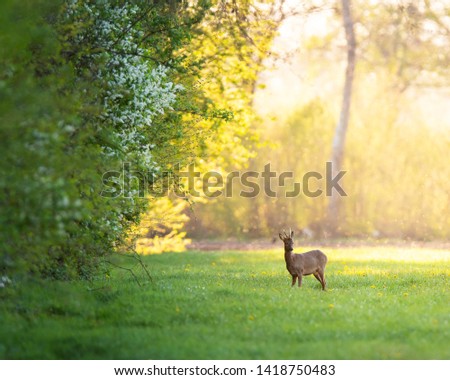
[291,275,297,287]
[318,270,326,290]
[313,273,323,289]
[297,273,303,288]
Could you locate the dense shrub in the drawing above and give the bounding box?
[0,0,211,279]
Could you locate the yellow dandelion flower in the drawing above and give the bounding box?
[249,315,255,321]
[329,304,334,309]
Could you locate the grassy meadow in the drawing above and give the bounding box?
[1,246,449,359]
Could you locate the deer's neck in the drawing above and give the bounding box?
[284,249,294,265]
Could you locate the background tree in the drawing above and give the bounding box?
[181,0,318,238]
[326,0,356,236]
[185,0,450,241]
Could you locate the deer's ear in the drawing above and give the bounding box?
[290,230,294,238]
[279,233,283,241]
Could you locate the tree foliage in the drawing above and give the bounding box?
[186,0,450,241]
[0,0,224,278]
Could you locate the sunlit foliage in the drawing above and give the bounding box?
[187,0,450,241]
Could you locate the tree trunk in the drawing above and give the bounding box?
[326,0,356,235]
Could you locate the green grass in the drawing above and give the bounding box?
[1,247,449,359]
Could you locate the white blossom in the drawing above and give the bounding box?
[0,275,12,288]
[66,1,183,172]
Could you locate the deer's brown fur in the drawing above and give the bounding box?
[279,229,327,290]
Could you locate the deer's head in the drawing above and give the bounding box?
[279,229,294,251]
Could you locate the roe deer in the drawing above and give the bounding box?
[279,229,327,290]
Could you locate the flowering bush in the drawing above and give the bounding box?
[0,1,194,279]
